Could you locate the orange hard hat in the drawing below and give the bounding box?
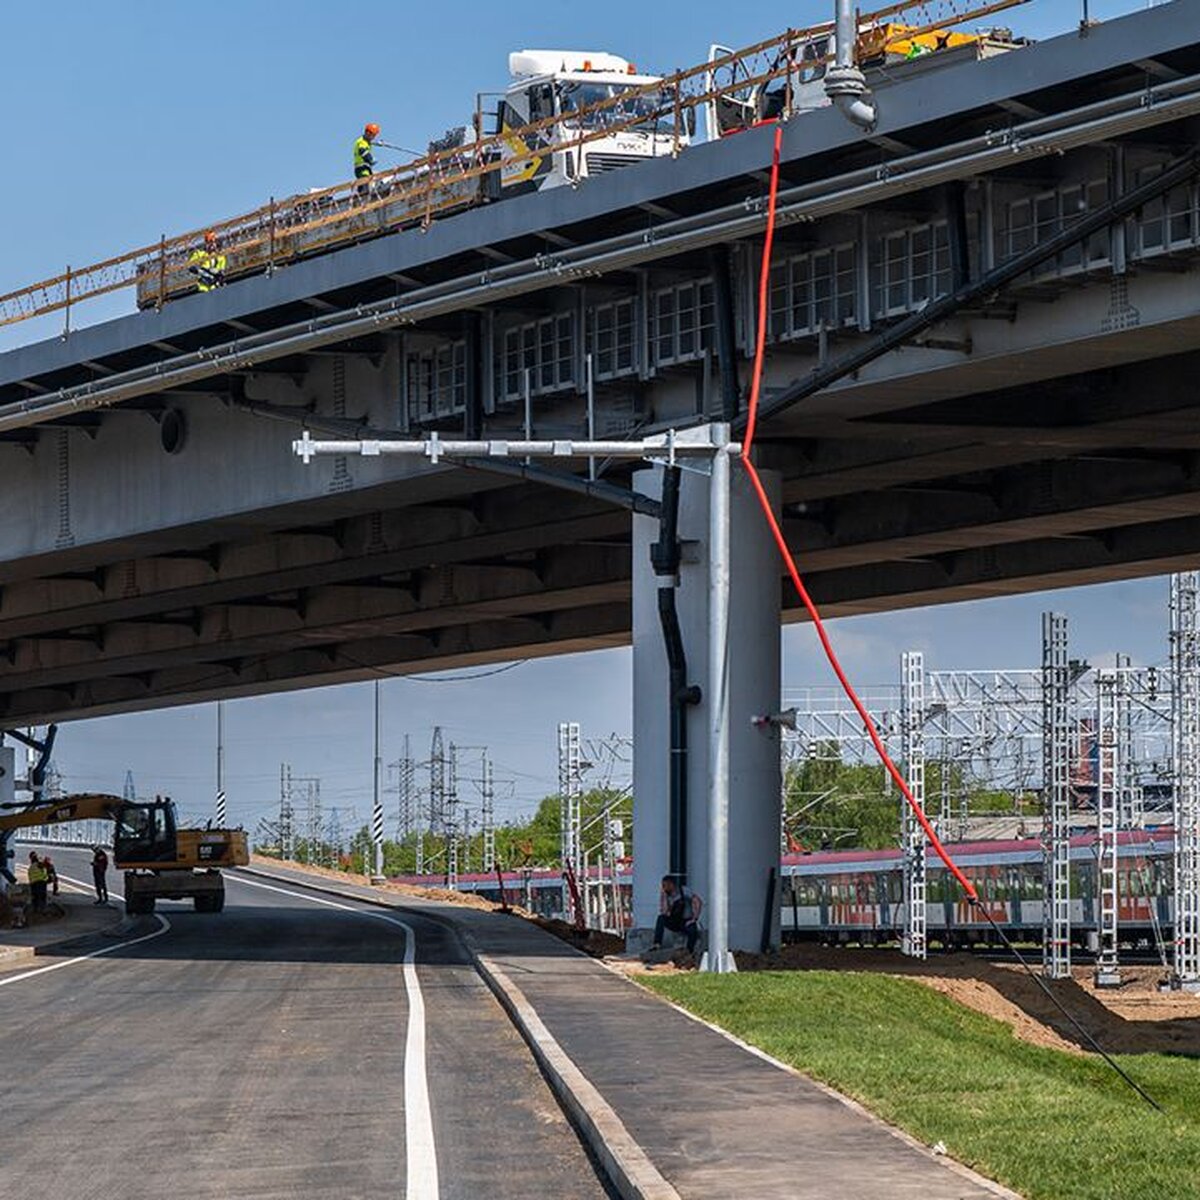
[204,230,217,247]
[364,123,381,137]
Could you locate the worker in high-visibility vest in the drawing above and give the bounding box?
[354,123,380,179]
[187,231,226,294]
[26,852,49,914]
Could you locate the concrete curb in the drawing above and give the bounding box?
[236,865,680,1200]
[465,940,681,1200]
[0,908,128,968]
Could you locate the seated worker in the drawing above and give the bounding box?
[652,874,702,954]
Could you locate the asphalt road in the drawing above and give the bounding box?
[0,846,612,1200]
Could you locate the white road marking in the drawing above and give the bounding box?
[51,870,124,902]
[228,873,441,1200]
[0,914,170,988]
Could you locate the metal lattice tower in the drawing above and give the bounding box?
[1094,669,1121,987]
[122,769,136,802]
[900,651,927,960]
[1171,572,1200,991]
[1115,654,1142,829]
[1042,612,1072,980]
[429,727,445,834]
[482,753,496,873]
[396,734,414,840]
[279,763,295,860]
[558,722,583,883]
[445,742,459,889]
[301,778,323,866]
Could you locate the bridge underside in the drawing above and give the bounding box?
[3,5,1200,724]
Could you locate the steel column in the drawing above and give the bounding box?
[1170,572,1200,991]
[1095,669,1121,987]
[702,423,735,973]
[900,650,927,960]
[1042,612,1072,980]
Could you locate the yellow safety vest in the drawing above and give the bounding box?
[188,249,227,293]
[27,862,47,884]
[353,136,375,179]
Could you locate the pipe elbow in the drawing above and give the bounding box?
[824,63,878,132]
[833,93,878,131]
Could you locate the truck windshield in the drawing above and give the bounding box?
[558,82,676,132]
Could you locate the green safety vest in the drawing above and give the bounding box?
[353,136,375,179]
[188,249,227,293]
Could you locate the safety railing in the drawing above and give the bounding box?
[0,0,1026,332]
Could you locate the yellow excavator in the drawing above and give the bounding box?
[0,793,248,914]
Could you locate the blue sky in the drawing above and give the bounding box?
[0,0,1178,833]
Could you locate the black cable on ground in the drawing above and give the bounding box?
[974,904,1162,1112]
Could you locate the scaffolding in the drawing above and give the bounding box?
[1042,612,1072,980]
[395,734,415,841]
[900,651,927,960]
[445,741,459,889]
[559,721,583,915]
[279,763,295,861]
[1171,572,1200,991]
[481,753,496,874]
[1094,669,1121,987]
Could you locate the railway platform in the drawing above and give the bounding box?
[242,861,1017,1199]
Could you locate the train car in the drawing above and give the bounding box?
[780,829,1175,950]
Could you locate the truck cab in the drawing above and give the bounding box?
[440,49,691,196]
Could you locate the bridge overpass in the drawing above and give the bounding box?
[4,3,1200,947]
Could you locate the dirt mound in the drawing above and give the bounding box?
[729,943,1200,1057]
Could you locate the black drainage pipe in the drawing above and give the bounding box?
[650,466,701,884]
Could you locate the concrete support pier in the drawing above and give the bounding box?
[631,444,781,954]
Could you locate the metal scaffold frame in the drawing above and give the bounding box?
[481,753,496,875]
[0,1,1029,331]
[279,763,295,861]
[446,742,460,889]
[1171,572,1200,991]
[1042,612,1072,980]
[900,651,927,959]
[1094,669,1121,987]
[559,721,583,913]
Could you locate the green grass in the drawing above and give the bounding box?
[642,971,1200,1200]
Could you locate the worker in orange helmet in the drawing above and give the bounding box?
[354,124,381,180]
[187,230,226,294]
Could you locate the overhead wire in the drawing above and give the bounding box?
[737,121,1161,1112]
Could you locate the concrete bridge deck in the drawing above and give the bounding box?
[2,4,1200,724]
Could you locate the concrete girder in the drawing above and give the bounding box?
[0,601,632,725]
[0,505,627,640]
[0,545,629,693]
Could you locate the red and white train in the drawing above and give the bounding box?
[397,828,1178,949]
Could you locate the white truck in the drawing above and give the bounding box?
[431,49,693,196]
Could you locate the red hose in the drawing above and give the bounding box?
[737,123,978,903]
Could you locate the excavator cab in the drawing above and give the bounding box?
[112,798,179,866]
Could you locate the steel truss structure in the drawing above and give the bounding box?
[558,721,583,910]
[1094,669,1121,987]
[900,651,928,960]
[1042,612,1072,980]
[1171,572,1200,991]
